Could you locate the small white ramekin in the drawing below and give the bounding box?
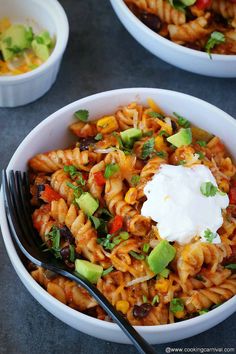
[110,0,236,78]
[0,0,69,107]
[0,88,235,344]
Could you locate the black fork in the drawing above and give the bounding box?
[2,170,156,354]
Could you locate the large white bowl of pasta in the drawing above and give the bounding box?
[0,88,236,345]
[110,0,236,77]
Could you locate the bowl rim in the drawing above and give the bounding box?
[112,0,236,61]
[0,0,69,84]
[0,87,235,334]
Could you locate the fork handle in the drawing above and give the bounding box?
[57,269,156,354]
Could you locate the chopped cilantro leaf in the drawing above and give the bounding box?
[200,182,225,197]
[203,229,217,243]
[74,109,89,122]
[205,32,225,59]
[141,137,155,159]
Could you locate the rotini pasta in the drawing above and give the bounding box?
[28,100,236,326]
[125,0,236,54]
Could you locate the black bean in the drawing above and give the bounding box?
[59,226,74,243]
[60,245,70,260]
[133,303,152,319]
[37,184,45,199]
[140,12,162,32]
[44,269,58,280]
[171,120,178,133]
[65,260,75,270]
[79,137,97,151]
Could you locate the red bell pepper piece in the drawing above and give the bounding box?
[229,187,236,205]
[195,0,212,10]
[93,171,106,186]
[109,215,123,234]
[40,184,61,202]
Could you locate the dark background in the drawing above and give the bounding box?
[0,1,235,353]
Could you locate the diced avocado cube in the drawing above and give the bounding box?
[37,31,51,46]
[76,192,99,216]
[75,259,103,283]
[180,0,196,5]
[1,24,31,61]
[167,128,192,148]
[148,240,176,274]
[120,128,142,147]
[32,39,50,61]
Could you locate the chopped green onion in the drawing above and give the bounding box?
[102,266,114,277]
[155,151,166,158]
[129,251,145,260]
[199,309,209,315]
[95,133,103,141]
[119,231,129,240]
[159,268,170,278]
[74,109,89,122]
[151,295,159,306]
[143,130,154,137]
[142,243,150,253]
[195,274,204,281]
[69,244,75,262]
[148,111,164,119]
[197,140,207,147]
[142,295,148,303]
[89,216,101,229]
[170,298,184,314]
[158,130,170,137]
[196,151,205,160]
[131,175,140,186]
[225,264,236,270]
[173,112,190,128]
[104,163,119,179]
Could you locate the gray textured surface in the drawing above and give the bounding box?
[0,1,235,353]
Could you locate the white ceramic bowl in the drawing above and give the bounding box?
[0,88,235,344]
[0,0,69,107]
[110,0,236,78]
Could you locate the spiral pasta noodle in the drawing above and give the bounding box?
[29,100,236,326]
[125,0,236,54]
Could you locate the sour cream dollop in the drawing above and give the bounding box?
[141,164,229,245]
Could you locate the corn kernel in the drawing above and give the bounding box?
[155,278,169,293]
[125,188,137,205]
[174,310,186,319]
[97,115,119,134]
[116,300,130,314]
[154,136,166,151]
